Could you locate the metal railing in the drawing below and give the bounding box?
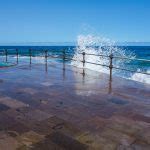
[0,49,150,81]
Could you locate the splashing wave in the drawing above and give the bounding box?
[130,70,150,84]
[71,34,134,74]
[71,34,150,84]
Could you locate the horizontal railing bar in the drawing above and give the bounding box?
[78,52,150,62]
[65,56,149,75]
[113,56,150,62]
[78,52,109,58]
[65,57,78,62]
[0,49,149,62]
[79,52,150,62]
[113,66,150,75]
[47,55,63,59]
[85,61,109,67]
[31,49,65,52]
[0,48,149,76]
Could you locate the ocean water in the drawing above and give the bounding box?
[0,45,150,84]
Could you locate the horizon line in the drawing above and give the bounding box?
[0,41,150,46]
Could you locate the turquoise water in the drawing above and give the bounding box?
[0,62,15,67]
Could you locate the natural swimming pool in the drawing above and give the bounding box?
[0,62,15,67]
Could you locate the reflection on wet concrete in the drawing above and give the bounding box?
[108,80,112,94]
[82,68,85,85]
[45,60,48,73]
[63,61,66,80]
[0,62,150,150]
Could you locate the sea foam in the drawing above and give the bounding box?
[131,70,150,84]
[71,34,134,73]
[71,34,150,84]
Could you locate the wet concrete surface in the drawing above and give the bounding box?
[0,62,150,150]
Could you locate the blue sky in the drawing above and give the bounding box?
[0,0,150,44]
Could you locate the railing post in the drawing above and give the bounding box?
[82,52,85,76]
[5,49,8,62]
[16,49,19,64]
[29,49,32,64]
[109,54,113,82]
[82,52,85,67]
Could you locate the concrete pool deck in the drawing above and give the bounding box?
[0,62,150,150]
